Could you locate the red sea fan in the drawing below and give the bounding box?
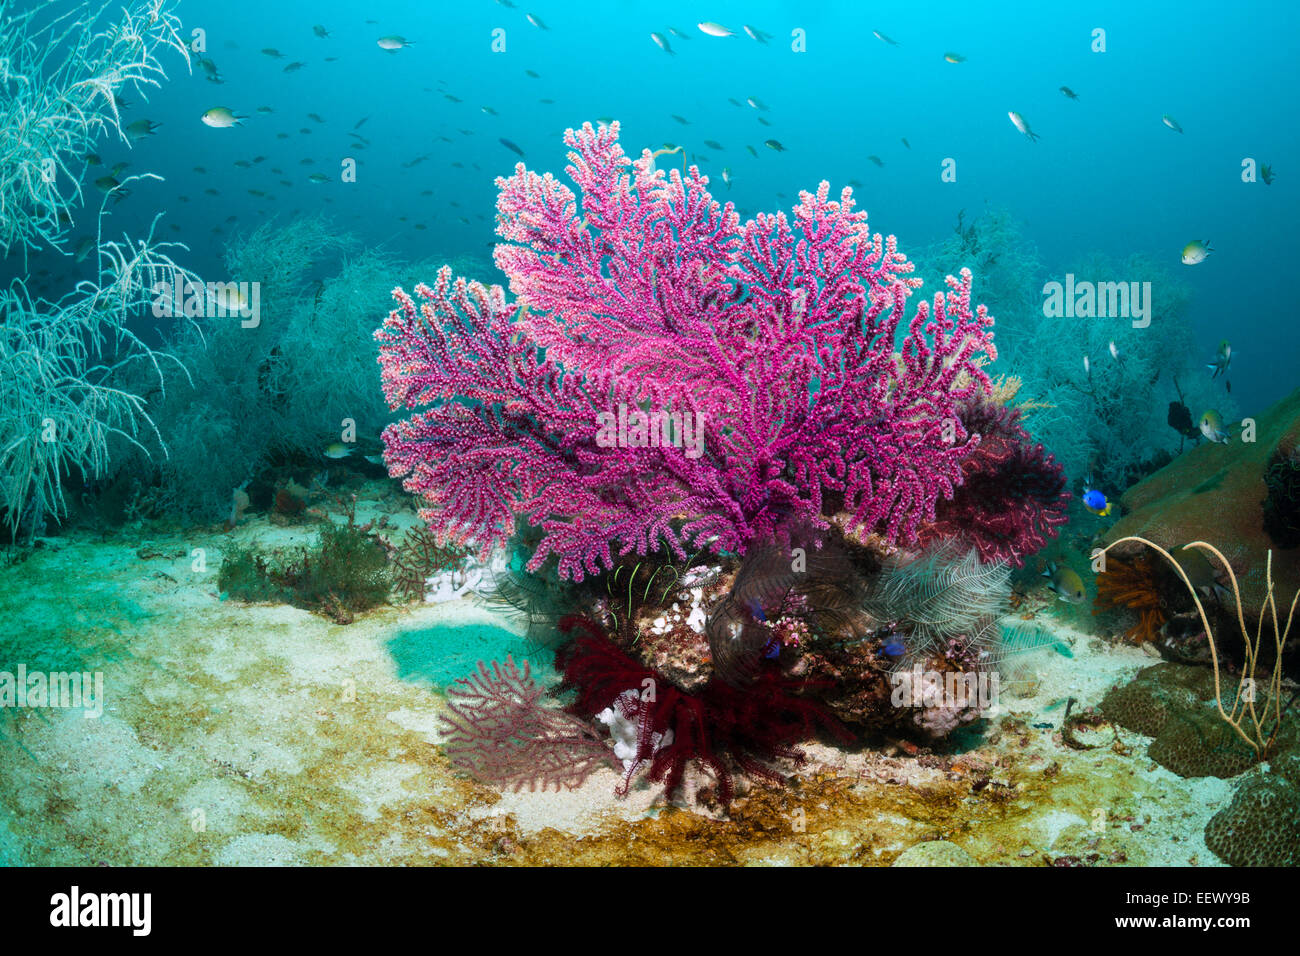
[441,656,617,791]
[557,616,854,805]
[920,396,1070,566]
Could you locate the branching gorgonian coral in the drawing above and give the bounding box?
[377,121,1000,581]
[0,200,198,540]
[0,0,188,257]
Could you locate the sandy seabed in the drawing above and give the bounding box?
[0,499,1233,867]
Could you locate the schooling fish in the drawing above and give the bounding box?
[1181,239,1211,265]
[1198,409,1231,444]
[201,107,245,128]
[1008,111,1040,142]
[698,21,735,37]
[323,441,354,459]
[499,137,525,157]
[943,52,966,63]
[377,35,414,50]
[650,32,673,54]
[1207,339,1231,378]
[872,30,899,45]
[1162,114,1184,133]
[764,139,786,152]
[1060,86,1079,100]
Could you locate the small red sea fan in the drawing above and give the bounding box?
[441,656,616,791]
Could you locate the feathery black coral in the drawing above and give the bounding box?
[866,542,1011,643]
[442,656,616,791]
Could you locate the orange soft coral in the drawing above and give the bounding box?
[1093,553,1167,644]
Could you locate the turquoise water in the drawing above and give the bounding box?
[387,621,557,690]
[13,0,1293,413]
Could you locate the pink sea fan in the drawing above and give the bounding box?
[376,120,998,580]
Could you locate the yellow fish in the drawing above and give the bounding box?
[1043,561,1086,604]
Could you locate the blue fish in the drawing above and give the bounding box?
[762,636,781,659]
[746,599,767,623]
[1081,476,1112,517]
[881,637,906,657]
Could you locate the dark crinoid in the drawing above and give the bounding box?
[556,616,852,806]
[1093,553,1167,644]
[390,525,467,602]
[1263,446,1300,549]
[920,396,1070,567]
[706,532,872,687]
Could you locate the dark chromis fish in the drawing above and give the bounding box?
[1043,561,1086,604]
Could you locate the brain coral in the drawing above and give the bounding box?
[1204,774,1300,866]
[1101,662,1216,738]
[1101,387,1300,620]
[1102,662,1264,778]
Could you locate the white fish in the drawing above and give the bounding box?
[201,107,244,128]
[1083,355,1091,377]
[1108,340,1122,362]
[377,35,414,50]
[212,285,247,311]
[1181,239,1211,265]
[1008,111,1040,142]
[697,21,735,37]
[1198,410,1231,444]
[650,32,673,54]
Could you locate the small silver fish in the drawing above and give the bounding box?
[1008,111,1040,142]
[698,21,735,37]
